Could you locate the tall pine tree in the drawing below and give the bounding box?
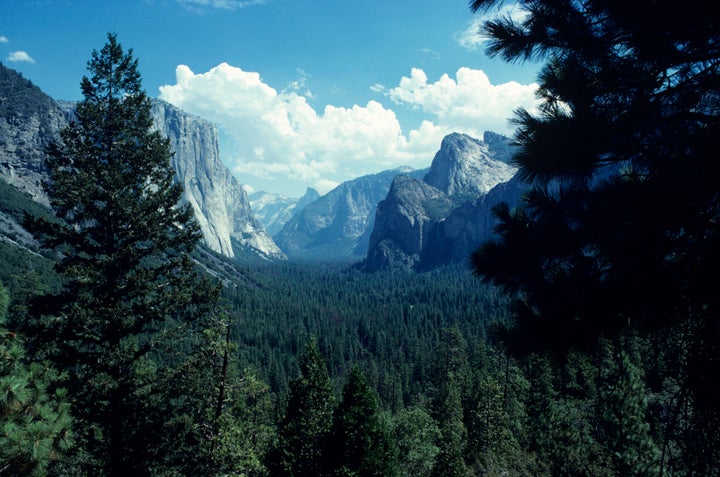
[470,1,720,472]
[325,365,399,477]
[268,337,335,477]
[25,33,218,475]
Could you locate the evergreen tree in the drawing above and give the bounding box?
[598,337,661,476]
[430,328,469,477]
[389,406,440,477]
[269,337,335,476]
[431,376,468,477]
[202,316,274,476]
[24,33,218,475]
[470,0,720,472]
[325,365,399,477]
[0,282,73,475]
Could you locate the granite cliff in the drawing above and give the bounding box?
[0,64,282,261]
[151,100,283,260]
[363,132,521,271]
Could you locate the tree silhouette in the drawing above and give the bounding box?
[470,0,720,473]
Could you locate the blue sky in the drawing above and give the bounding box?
[2,0,540,196]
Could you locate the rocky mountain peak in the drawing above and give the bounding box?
[423,132,516,198]
[362,132,524,272]
[273,168,423,260]
[295,187,320,211]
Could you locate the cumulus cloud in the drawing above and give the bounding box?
[455,3,530,50]
[0,36,8,43]
[387,67,539,135]
[6,51,35,63]
[159,63,538,194]
[159,63,421,193]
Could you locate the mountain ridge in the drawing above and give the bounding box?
[273,167,426,260]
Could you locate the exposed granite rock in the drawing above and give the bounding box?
[274,167,425,260]
[363,132,523,272]
[423,132,516,198]
[151,100,284,260]
[0,64,67,206]
[0,64,283,261]
[420,174,526,270]
[364,175,454,271]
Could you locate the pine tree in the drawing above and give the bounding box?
[390,406,440,477]
[0,282,73,476]
[24,33,218,475]
[430,328,469,477]
[269,337,335,476]
[431,376,468,477]
[598,337,662,476]
[470,1,720,472]
[325,365,399,477]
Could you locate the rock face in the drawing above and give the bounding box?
[0,64,282,261]
[151,100,284,261]
[250,187,320,236]
[423,133,516,198]
[274,167,425,260]
[420,174,526,269]
[365,175,454,271]
[0,64,68,206]
[363,132,522,272]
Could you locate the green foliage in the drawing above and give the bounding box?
[0,243,59,296]
[269,338,335,476]
[0,179,56,227]
[227,262,507,404]
[389,407,440,477]
[325,365,399,477]
[431,378,468,477]
[196,316,274,477]
[0,63,54,119]
[470,0,720,473]
[598,337,662,476]
[430,329,469,477]
[22,34,219,475]
[0,282,73,476]
[0,178,61,291]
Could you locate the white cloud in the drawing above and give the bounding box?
[454,3,530,50]
[387,67,539,136]
[419,48,441,60]
[0,36,8,44]
[176,0,266,11]
[6,51,35,63]
[159,63,538,195]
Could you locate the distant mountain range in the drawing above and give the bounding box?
[272,167,427,261]
[1,63,527,271]
[249,187,320,236]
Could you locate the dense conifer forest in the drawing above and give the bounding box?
[2,0,719,475]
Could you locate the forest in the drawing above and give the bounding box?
[2,0,719,475]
